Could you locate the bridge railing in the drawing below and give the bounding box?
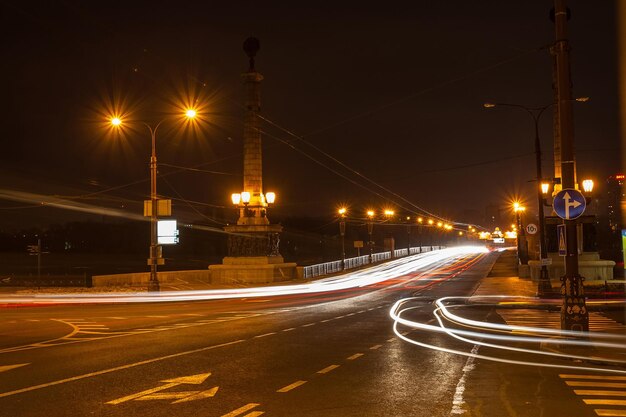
[301,246,444,280]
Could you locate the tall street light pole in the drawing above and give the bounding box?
[484,97,587,297]
[366,210,374,263]
[110,109,197,292]
[484,102,552,295]
[338,207,347,269]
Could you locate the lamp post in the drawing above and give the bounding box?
[417,217,423,252]
[406,216,411,253]
[484,98,588,297]
[428,219,434,250]
[513,202,528,266]
[110,109,197,292]
[338,207,347,269]
[366,210,375,262]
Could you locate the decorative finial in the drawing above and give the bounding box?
[243,37,260,71]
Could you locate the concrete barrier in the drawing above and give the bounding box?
[93,270,211,287]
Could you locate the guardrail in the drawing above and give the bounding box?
[0,274,92,287]
[302,246,444,279]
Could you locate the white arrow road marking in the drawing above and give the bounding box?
[0,364,29,373]
[107,372,216,405]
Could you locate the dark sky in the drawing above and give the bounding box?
[0,1,621,230]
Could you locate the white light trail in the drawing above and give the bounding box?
[390,297,626,373]
[0,246,488,305]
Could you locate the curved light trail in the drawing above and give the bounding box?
[390,296,626,374]
[0,246,488,305]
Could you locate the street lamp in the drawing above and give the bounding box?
[110,108,197,292]
[484,99,588,297]
[366,210,375,262]
[338,207,347,269]
[582,179,594,193]
[513,202,528,266]
[406,216,411,252]
[417,217,423,252]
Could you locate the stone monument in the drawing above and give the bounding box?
[209,37,297,284]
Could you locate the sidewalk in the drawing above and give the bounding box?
[472,249,626,364]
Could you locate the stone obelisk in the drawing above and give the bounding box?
[209,37,296,283]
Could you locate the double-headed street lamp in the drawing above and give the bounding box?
[484,97,588,297]
[110,109,198,291]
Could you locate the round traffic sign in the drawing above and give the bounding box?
[525,223,538,235]
[553,188,586,220]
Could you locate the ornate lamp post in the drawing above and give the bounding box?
[513,202,528,266]
[109,109,197,292]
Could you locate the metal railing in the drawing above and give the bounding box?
[302,246,444,279]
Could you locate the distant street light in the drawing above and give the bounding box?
[582,179,594,193]
[110,108,198,291]
[366,210,375,262]
[338,207,347,269]
[513,202,528,266]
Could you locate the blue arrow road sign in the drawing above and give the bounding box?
[553,188,586,220]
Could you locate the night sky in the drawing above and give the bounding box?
[1,1,621,231]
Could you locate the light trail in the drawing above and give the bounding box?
[0,246,488,305]
[390,297,626,373]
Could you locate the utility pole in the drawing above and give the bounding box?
[553,0,589,331]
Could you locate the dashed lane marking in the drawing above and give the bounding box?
[254,333,276,338]
[302,323,316,327]
[347,353,364,361]
[277,380,307,393]
[243,412,265,417]
[282,328,296,332]
[317,365,340,374]
[221,403,261,417]
[0,364,29,373]
[369,344,383,350]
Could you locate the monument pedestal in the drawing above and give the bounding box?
[209,224,297,284]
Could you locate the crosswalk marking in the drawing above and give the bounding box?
[566,382,626,389]
[498,309,625,333]
[560,374,626,416]
[561,375,626,381]
[595,410,626,416]
[584,400,626,406]
[575,390,626,397]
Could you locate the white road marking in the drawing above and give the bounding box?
[450,344,480,415]
[346,353,363,360]
[0,340,244,399]
[369,344,383,350]
[282,328,296,332]
[0,363,29,373]
[221,403,261,417]
[277,380,307,393]
[317,365,340,374]
[254,333,276,338]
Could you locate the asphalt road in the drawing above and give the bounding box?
[0,251,621,417]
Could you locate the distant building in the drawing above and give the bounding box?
[596,174,624,264]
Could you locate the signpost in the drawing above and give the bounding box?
[525,223,538,235]
[553,188,586,220]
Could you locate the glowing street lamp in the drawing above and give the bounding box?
[582,179,594,193]
[109,107,198,292]
[265,192,276,205]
